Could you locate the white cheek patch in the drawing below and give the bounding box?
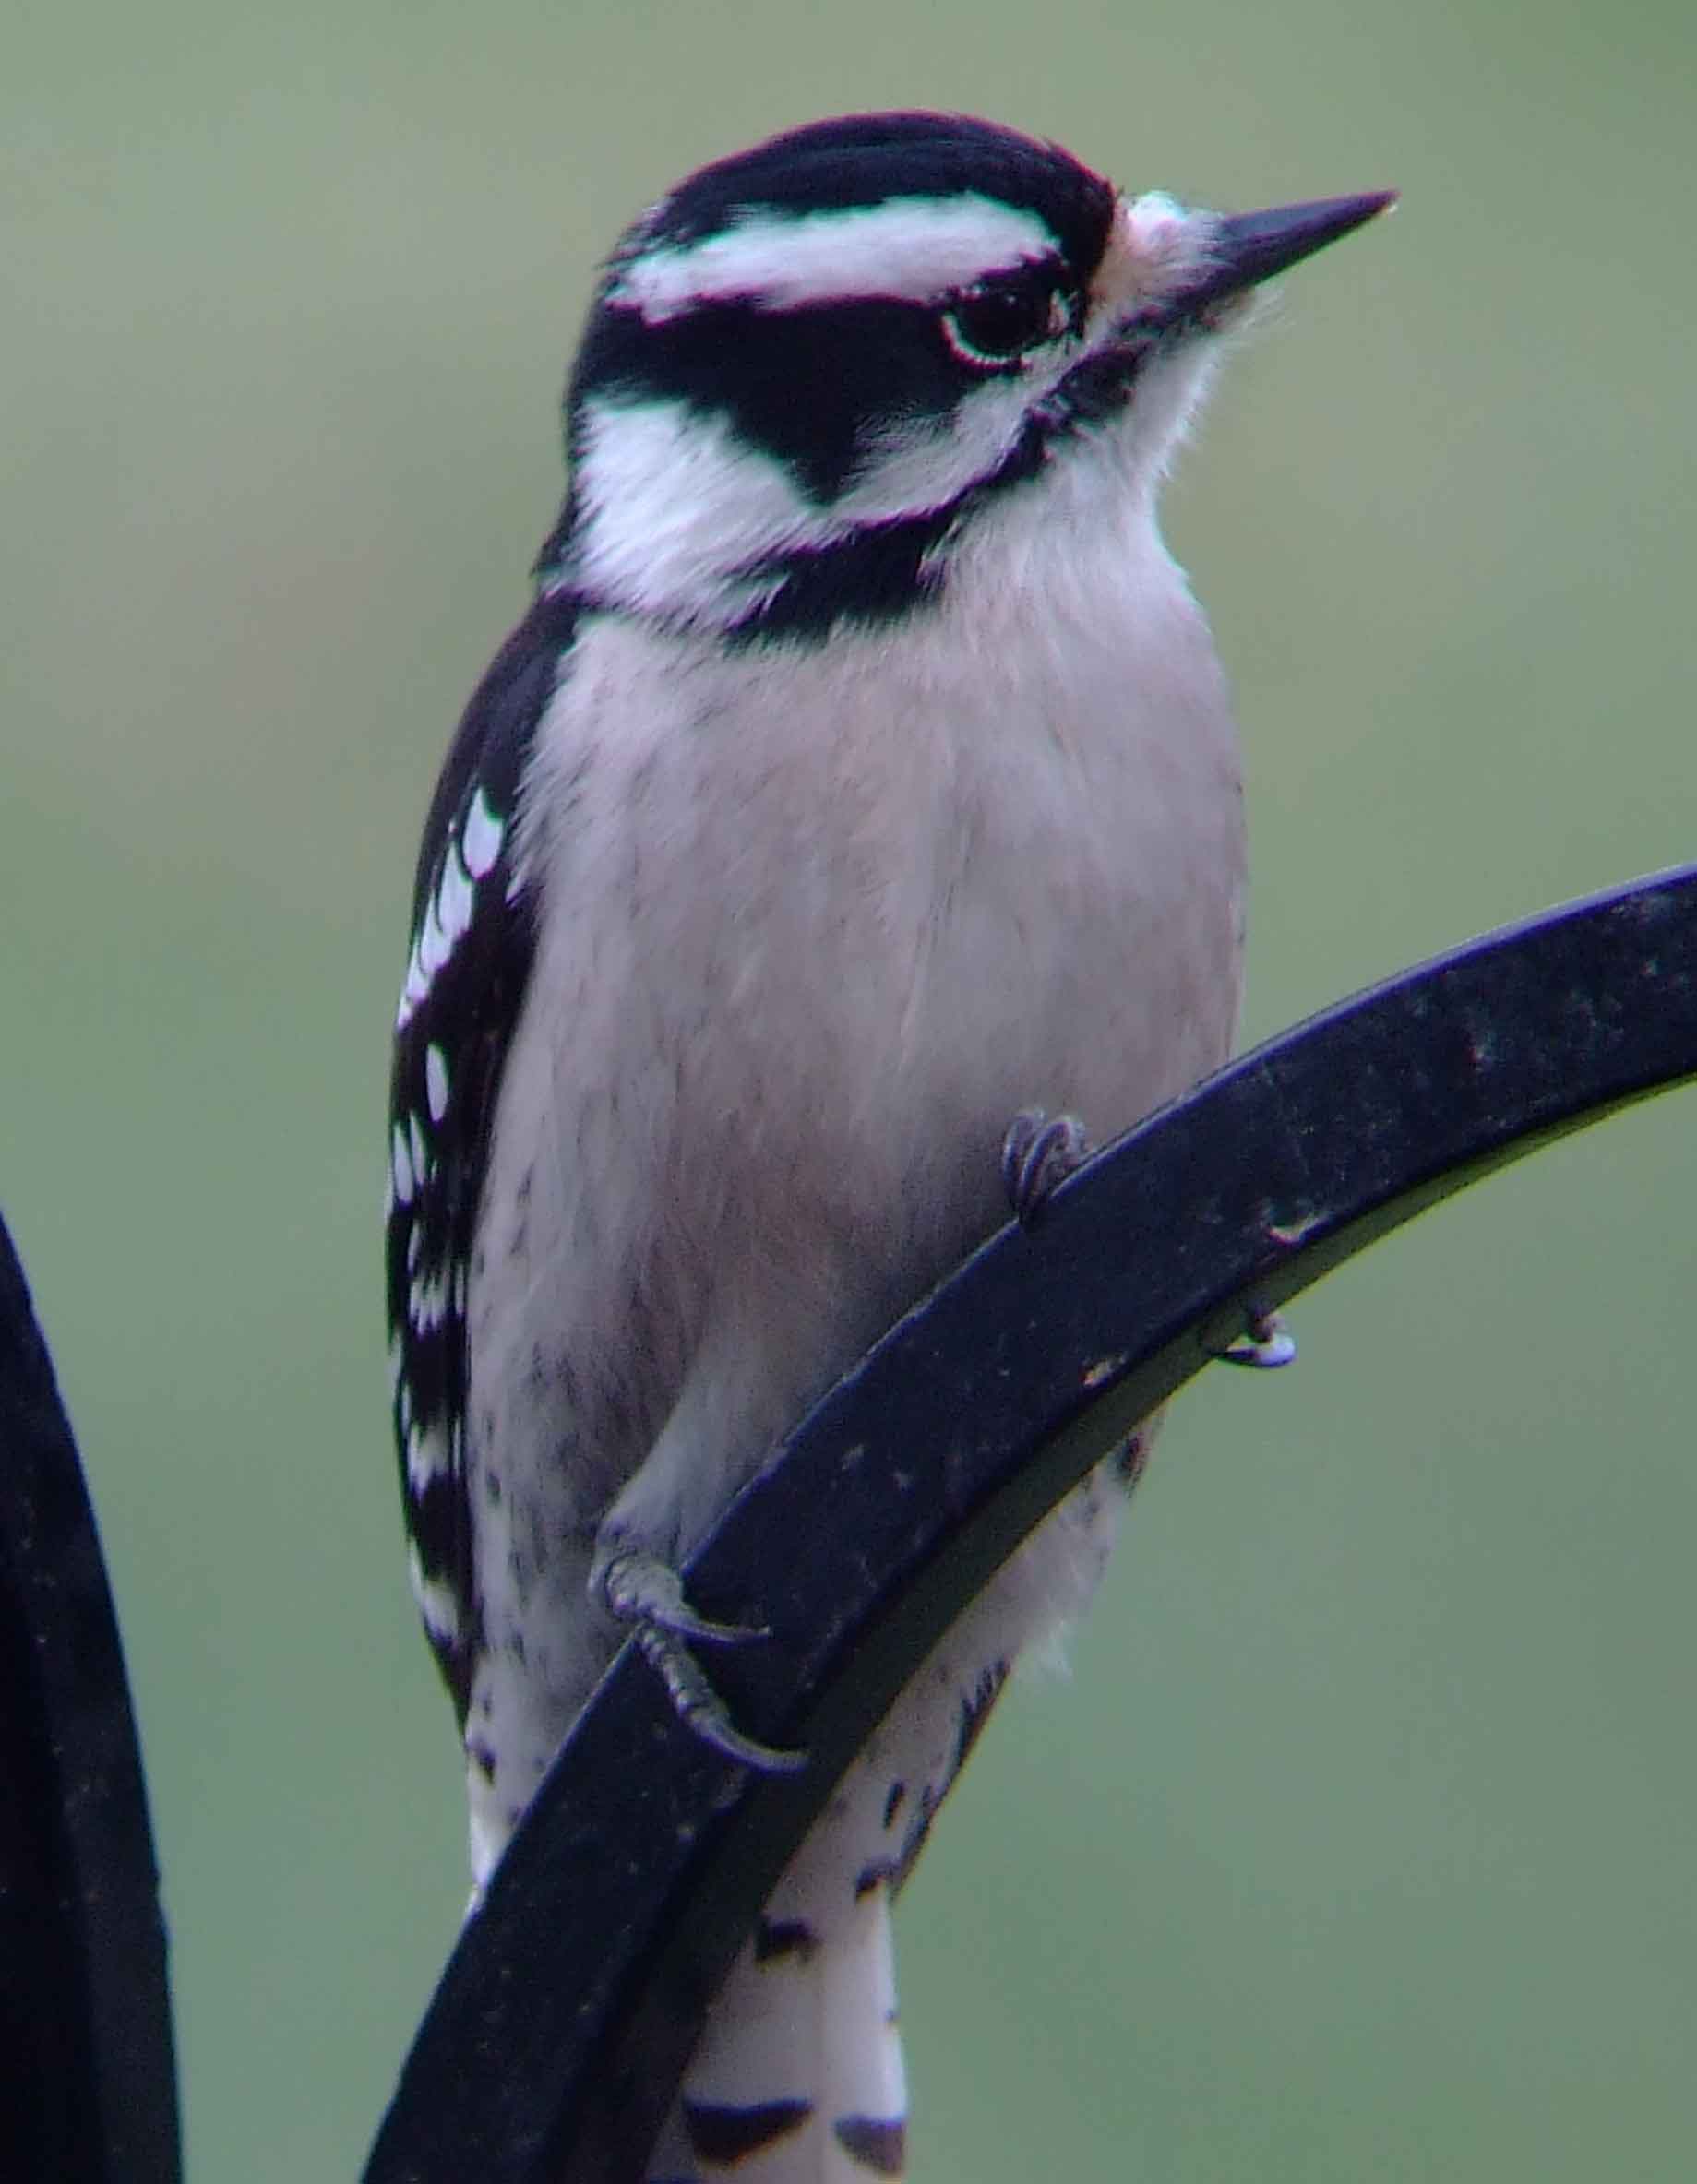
[572,395,834,620]
[571,378,1053,625]
[610,193,1058,322]
[834,371,1042,525]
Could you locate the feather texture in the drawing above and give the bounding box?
[383,112,1289,2179]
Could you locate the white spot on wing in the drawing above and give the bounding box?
[425,1043,449,1123]
[410,1265,450,1334]
[390,1124,414,1205]
[395,793,504,1032]
[407,1420,451,1494]
[461,787,505,879]
[408,1541,463,1644]
[418,890,450,981]
[612,194,1058,323]
[436,849,474,951]
[395,945,431,1031]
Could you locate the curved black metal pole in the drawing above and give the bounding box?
[364,860,1697,2184]
[0,1219,181,2184]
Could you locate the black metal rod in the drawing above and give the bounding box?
[0,1220,181,2184]
[12,865,1693,2184]
[364,861,1697,2184]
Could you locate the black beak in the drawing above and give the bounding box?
[1177,191,1396,317]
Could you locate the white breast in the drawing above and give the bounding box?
[460,460,1244,1859]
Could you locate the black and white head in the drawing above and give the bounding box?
[543,112,1392,641]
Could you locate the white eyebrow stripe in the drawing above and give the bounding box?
[610,194,1059,323]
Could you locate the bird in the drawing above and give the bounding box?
[385,109,1390,2183]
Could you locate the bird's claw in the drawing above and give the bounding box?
[1219,1306,1297,1369]
[600,1546,770,1644]
[596,1547,807,1774]
[631,1620,808,1774]
[1002,1106,1091,1227]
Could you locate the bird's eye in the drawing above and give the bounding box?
[942,277,1072,370]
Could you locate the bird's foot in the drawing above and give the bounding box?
[1001,1106,1091,1227]
[1219,1305,1297,1369]
[595,1546,807,1774]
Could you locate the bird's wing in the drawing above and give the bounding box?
[386,589,578,1721]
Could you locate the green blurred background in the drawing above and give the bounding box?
[6,2,1695,2177]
